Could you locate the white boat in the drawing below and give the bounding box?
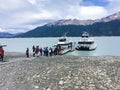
[57,34,72,50]
[76,32,97,50]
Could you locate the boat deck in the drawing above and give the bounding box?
[60,45,75,55]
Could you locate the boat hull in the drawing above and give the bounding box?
[75,46,96,51]
[75,44,97,51]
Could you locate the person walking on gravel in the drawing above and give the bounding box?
[0,46,4,61]
[26,48,29,58]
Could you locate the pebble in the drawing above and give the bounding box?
[34,86,39,89]
[46,88,51,90]
[75,86,79,89]
[59,80,64,85]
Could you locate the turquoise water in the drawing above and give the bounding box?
[0,37,120,56]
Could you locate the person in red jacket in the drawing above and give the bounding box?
[0,46,4,61]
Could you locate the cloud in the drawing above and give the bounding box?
[27,0,38,5]
[106,0,120,14]
[0,0,119,33]
[66,5,108,20]
[0,28,7,32]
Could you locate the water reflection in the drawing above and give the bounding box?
[67,50,96,56]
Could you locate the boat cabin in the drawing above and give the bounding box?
[59,37,66,42]
[82,32,89,38]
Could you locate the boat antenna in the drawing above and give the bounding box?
[64,32,69,37]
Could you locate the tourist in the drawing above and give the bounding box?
[70,42,72,49]
[45,47,49,56]
[54,47,57,55]
[35,46,40,57]
[0,46,4,61]
[32,45,35,52]
[49,47,53,56]
[43,47,46,56]
[57,45,61,55]
[40,47,43,56]
[26,48,29,58]
[32,45,35,57]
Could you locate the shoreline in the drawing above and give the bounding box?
[3,52,120,62]
[0,52,120,90]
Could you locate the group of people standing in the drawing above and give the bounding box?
[26,45,62,58]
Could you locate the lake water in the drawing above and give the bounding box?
[0,37,120,56]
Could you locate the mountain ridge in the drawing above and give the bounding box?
[15,11,120,37]
[0,32,14,38]
[46,11,120,26]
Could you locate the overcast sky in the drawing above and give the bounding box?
[0,0,120,33]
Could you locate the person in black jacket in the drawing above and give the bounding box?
[26,48,29,58]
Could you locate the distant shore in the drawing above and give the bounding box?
[0,52,120,90]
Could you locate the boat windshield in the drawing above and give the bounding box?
[82,32,89,38]
[78,41,94,44]
[82,36,89,38]
[59,38,66,42]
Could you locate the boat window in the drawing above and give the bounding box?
[59,38,66,42]
[82,32,89,38]
[78,42,94,44]
[82,36,89,38]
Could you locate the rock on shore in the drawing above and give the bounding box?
[0,52,120,90]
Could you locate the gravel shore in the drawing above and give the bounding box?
[0,52,120,90]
